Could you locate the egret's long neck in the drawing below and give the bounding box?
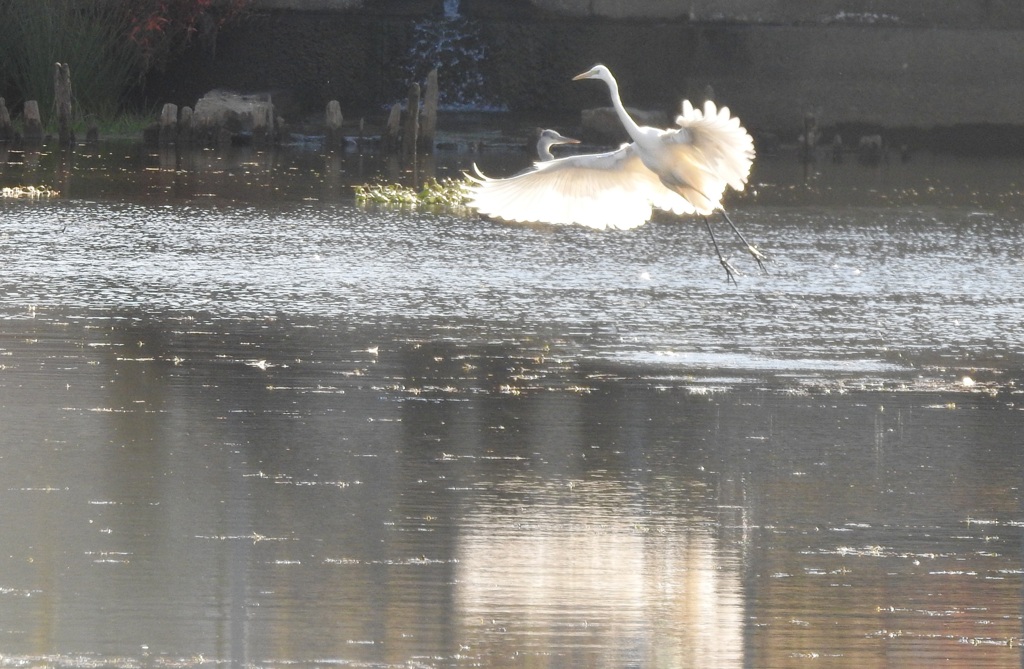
[605,75,643,143]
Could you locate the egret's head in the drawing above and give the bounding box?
[572,64,610,82]
[539,129,579,146]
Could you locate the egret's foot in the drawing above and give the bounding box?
[719,257,739,285]
[720,209,768,274]
[746,244,769,274]
[704,215,739,285]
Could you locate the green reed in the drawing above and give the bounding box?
[0,0,142,126]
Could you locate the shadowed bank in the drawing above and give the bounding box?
[143,0,1024,153]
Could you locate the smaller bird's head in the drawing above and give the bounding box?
[539,129,579,146]
[572,64,611,82]
[535,129,580,160]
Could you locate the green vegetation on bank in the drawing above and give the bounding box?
[0,108,158,141]
[354,178,469,209]
[0,0,141,120]
[0,0,248,130]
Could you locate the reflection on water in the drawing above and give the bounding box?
[0,317,1019,667]
[457,477,745,667]
[0,139,1022,668]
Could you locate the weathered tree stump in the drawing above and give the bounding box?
[0,97,13,142]
[402,83,420,160]
[85,115,100,143]
[54,63,74,146]
[178,106,194,144]
[858,134,884,165]
[383,103,402,153]
[23,100,43,144]
[831,134,844,163]
[252,103,274,145]
[159,103,178,146]
[801,112,819,163]
[325,100,344,150]
[418,68,438,154]
[193,90,275,146]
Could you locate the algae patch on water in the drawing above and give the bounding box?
[2,185,59,198]
[354,177,468,210]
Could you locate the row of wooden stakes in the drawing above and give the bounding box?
[153,68,440,154]
[0,63,80,147]
[0,63,442,154]
[323,67,440,154]
[380,68,440,155]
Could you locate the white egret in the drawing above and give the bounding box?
[498,129,579,178]
[465,64,764,282]
[535,128,580,161]
[499,128,581,176]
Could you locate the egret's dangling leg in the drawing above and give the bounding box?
[720,209,768,274]
[703,216,738,285]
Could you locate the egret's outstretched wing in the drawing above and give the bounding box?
[652,100,756,214]
[466,144,697,231]
[679,100,756,190]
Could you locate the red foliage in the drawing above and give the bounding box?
[127,0,250,67]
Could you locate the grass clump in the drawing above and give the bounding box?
[85,110,158,139]
[354,178,469,210]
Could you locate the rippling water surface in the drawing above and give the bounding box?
[1,139,1022,668]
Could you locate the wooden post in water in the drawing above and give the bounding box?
[54,63,74,146]
[0,97,13,142]
[23,100,43,144]
[252,102,274,145]
[402,83,420,161]
[384,102,402,153]
[178,106,193,144]
[802,112,818,163]
[418,68,438,154]
[325,100,344,150]
[85,115,100,143]
[159,103,178,146]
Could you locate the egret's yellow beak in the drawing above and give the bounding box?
[572,69,595,81]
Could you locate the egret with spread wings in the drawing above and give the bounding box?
[465,64,765,281]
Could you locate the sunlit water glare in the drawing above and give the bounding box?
[0,140,1022,668]
[4,194,1023,382]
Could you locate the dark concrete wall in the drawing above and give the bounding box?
[147,11,414,119]
[527,0,1024,27]
[146,2,1024,143]
[253,0,1024,28]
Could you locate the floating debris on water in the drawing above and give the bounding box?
[1,185,59,198]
